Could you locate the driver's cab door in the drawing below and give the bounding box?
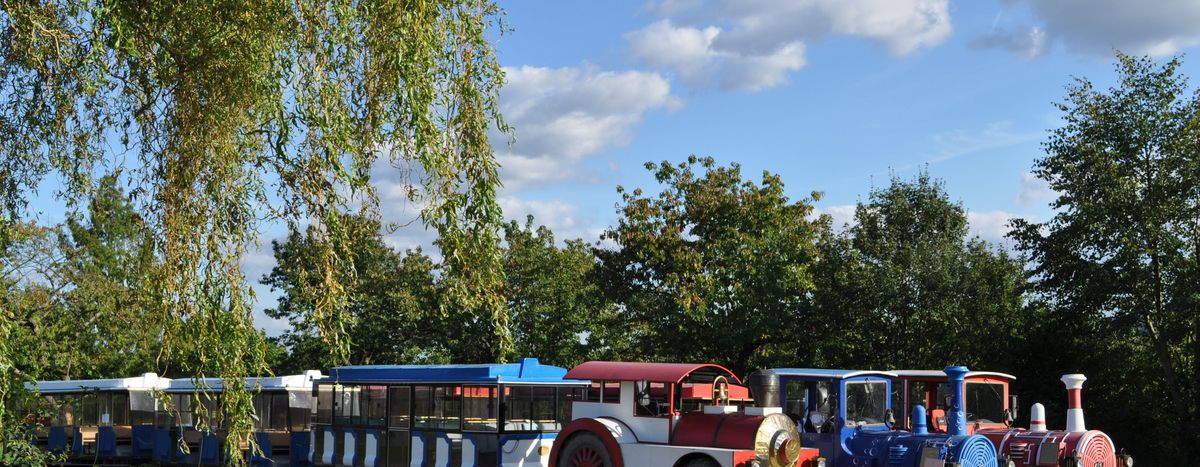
[838,376,892,454]
[781,378,839,461]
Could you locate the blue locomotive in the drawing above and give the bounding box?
[747,366,997,467]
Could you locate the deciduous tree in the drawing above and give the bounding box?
[1011,53,1200,463]
[595,157,825,375]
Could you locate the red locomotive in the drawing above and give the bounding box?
[549,361,824,467]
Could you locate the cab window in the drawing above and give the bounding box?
[844,381,887,426]
[965,382,1005,424]
[633,381,669,417]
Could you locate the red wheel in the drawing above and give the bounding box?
[560,433,613,467]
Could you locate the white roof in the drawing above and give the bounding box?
[891,370,1016,381]
[767,368,898,379]
[166,370,324,393]
[26,373,169,394]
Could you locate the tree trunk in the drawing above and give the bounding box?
[1148,253,1190,461]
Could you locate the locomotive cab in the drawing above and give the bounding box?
[890,370,1017,434]
[552,361,823,467]
[751,369,897,464]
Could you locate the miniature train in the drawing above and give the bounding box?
[20,360,1131,466]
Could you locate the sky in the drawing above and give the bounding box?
[26,0,1200,336]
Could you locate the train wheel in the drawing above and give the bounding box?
[560,433,612,467]
[682,456,719,467]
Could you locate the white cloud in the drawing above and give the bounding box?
[626,20,806,91]
[630,0,952,90]
[497,65,677,190]
[985,0,1200,57]
[499,196,578,231]
[812,204,858,230]
[966,210,1014,245]
[922,121,1041,166]
[1015,171,1057,206]
[971,26,1049,58]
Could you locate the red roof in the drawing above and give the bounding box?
[565,361,741,384]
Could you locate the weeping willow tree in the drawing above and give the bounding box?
[0,0,511,462]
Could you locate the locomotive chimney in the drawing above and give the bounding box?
[911,404,928,434]
[943,366,969,437]
[1029,403,1047,433]
[1061,374,1087,432]
[747,370,780,408]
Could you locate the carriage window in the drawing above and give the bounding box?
[315,385,333,424]
[845,381,887,426]
[634,382,669,417]
[965,383,1005,424]
[269,393,289,430]
[507,386,557,431]
[130,391,156,426]
[388,387,410,428]
[362,386,387,427]
[289,390,312,432]
[336,385,360,425]
[57,395,77,426]
[80,393,99,426]
[461,386,498,432]
[173,394,195,427]
[197,394,221,429]
[111,393,129,426]
[414,385,461,430]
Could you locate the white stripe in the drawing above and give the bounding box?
[462,436,477,467]
[322,430,335,465]
[436,435,450,467]
[410,434,424,467]
[364,431,378,467]
[343,431,355,466]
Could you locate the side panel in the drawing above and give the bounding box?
[499,433,557,467]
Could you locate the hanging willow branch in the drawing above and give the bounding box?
[0,0,511,463]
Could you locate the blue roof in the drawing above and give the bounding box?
[327,358,588,385]
[766,368,898,380]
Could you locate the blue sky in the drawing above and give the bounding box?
[26,0,1200,335]
[461,0,1200,256]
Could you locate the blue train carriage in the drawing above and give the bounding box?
[311,357,589,466]
[154,370,326,466]
[748,366,997,467]
[25,372,169,461]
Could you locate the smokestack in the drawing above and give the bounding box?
[911,404,928,434]
[1029,403,1046,432]
[1061,374,1087,432]
[943,366,969,437]
[747,371,781,408]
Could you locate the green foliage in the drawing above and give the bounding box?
[502,217,615,367]
[263,213,446,372]
[0,0,510,462]
[595,156,824,375]
[265,213,616,370]
[1011,53,1200,463]
[811,173,1028,370]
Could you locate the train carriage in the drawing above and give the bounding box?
[550,361,823,467]
[890,369,1017,434]
[311,357,588,466]
[26,372,169,461]
[153,370,325,466]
